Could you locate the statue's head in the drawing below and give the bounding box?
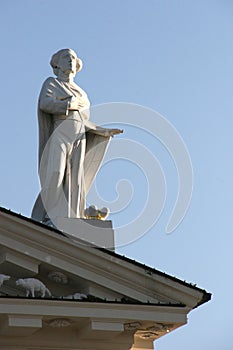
[15,279,23,286]
[50,48,83,76]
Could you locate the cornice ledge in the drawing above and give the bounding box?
[0,211,207,308]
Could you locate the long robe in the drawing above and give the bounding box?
[31,77,111,223]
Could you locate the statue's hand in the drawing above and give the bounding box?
[68,96,84,111]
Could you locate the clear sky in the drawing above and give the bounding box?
[0,0,233,348]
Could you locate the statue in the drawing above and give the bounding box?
[16,278,51,298]
[31,48,122,225]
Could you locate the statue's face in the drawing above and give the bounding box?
[57,50,77,74]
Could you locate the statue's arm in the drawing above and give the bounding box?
[39,78,71,115]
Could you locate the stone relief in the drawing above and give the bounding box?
[48,271,68,284]
[0,273,129,303]
[0,274,10,287]
[62,292,87,300]
[15,278,51,298]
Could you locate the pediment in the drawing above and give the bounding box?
[0,208,211,349]
[0,260,142,303]
[0,208,210,309]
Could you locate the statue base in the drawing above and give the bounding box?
[55,217,115,251]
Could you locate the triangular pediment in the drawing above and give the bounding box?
[0,207,210,309]
[0,208,211,349]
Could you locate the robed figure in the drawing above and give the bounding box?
[31,48,122,225]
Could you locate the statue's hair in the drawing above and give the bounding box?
[50,48,83,76]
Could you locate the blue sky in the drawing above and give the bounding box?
[0,0,233,348]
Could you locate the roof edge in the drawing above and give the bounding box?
[0,206,211,308]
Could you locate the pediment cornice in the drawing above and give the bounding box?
[0,208,210,309]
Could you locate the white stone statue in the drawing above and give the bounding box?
[16,278,51,298]
[31,48,123,224]
[63,292,87,300]
[0,274,10,287]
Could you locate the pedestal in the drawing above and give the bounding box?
[56,218,115,251]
